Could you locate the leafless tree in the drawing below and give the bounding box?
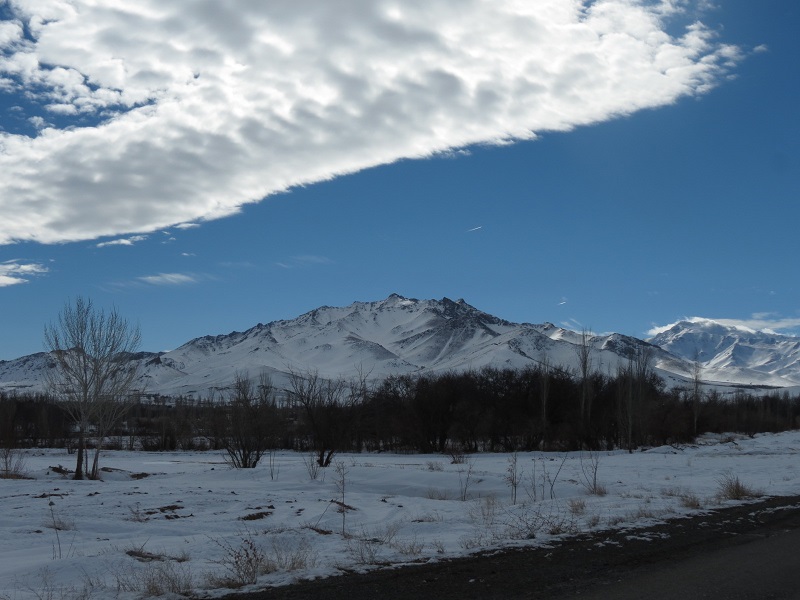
[618,344,654,451]
[288,368,366,467]
[539,358,551,451]
[222,371,278,468]
[44,297,141,479]
[575,328,594,447]
[691,349,704,436]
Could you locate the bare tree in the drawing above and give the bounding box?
[288,368,365,467]
[538,358,551,451]
[222,371,278,468]
[575,328,594,447]
[691,348,704,436]
[44,297,141,479]
[618,344,654,451]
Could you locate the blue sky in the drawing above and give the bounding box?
[0,0,797,360]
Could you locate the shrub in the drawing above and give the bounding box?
[715,472,762,501]
[208,534,266,588]
[0,447,28,479]
[115,561,194,596]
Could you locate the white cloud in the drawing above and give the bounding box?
[0,0,742,245]
[96,234,147,248]
[648,315,800,336]
[0,259,48,286]
[27,115,47,129]
[138,272,197,286]
[276,255,333,269]
[295,255,332,265]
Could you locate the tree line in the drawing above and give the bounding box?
[3,363,799,464]
[6,296,798,477]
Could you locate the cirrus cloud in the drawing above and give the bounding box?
[0,0,742,245]
[138,272,197,286]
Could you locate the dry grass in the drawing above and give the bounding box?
[715,472,762,501]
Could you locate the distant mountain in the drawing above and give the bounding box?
[648,319,800,388]
[1,295,798,398]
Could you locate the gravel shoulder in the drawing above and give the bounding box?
[220,495,800,600]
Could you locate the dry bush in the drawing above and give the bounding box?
[301,452,322,481]
[122,541,189,564]
[0,447,28,479]
[425,488,451,501]
[661,486,702,510]
[207,534,266,588]
[347,521,403,565]
[262,536,317,573]
[447,446,467,464]
[680,492,702,509]
[568,498,586,516]
[579,451,607,496]
[391,535,425,558]
[715,472,762,501]
[207,529,317,588]
[44,507,75,532]
[114,561,193,597]
[347,532,384,565]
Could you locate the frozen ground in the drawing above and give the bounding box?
[2,431,799,599]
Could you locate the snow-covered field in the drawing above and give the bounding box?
[3,431,800,599]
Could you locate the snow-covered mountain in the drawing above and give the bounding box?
[648,319,800,388]
[1,295,797,398]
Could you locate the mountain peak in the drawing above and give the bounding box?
[3,298,800,398]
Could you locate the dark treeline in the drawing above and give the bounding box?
[2,363,800,458]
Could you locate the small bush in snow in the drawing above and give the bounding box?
[0,447,28,479]
[715,472,762,501]
[208,533,266,588]
[115,560,194,597]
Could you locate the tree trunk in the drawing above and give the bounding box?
[90,446,101,479]
[74,428,85,480]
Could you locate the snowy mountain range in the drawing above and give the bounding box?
[1,294,798,398]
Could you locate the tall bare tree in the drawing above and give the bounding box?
[539,358,551,451]
[222,371,278,468]
[691,348,704,436]
[44,297,141,479]
[288,368,366,467]
[575,328,594,447]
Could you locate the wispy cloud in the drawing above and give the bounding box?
[648,315,800,336]
[138,273,197,286]
[0,1,742,245]
[276,255,333,269]
[0,259,48,287]
[96,235,147,248]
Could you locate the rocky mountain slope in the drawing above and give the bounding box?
[1,295,797,398]
[648,319,800,388]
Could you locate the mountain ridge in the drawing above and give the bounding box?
[1,295,798,398]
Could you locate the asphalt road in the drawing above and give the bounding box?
[220,495,800,600]
[573,526,800,600]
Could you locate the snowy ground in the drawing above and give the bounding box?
[2,431,800,600]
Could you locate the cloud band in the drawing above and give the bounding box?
[0,0,741,245]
